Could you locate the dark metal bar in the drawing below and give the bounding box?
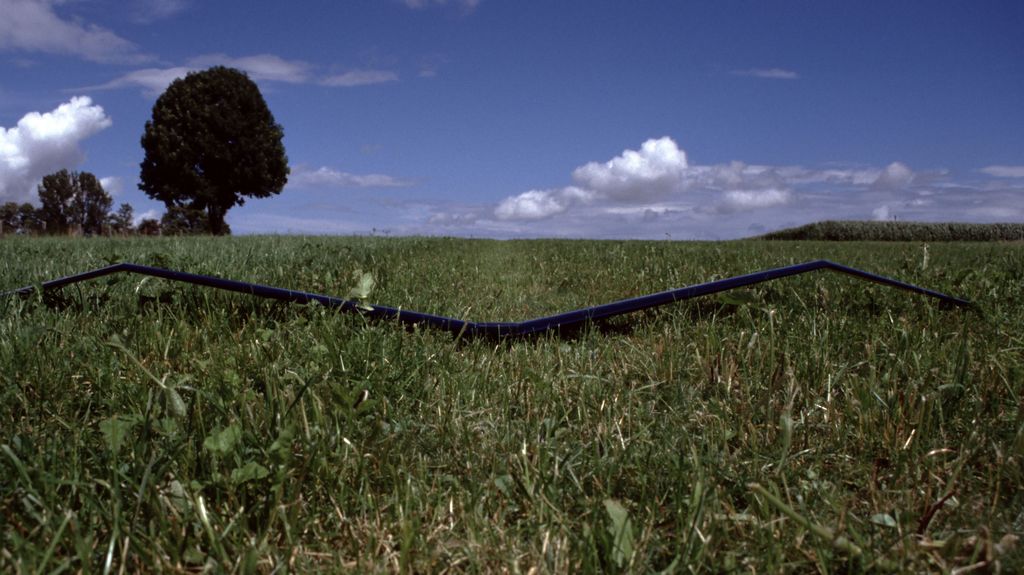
[3,259,971,337]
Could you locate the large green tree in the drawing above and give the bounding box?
[139,66,289,235]
[37,169,112,235]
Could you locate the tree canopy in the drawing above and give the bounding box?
[139,66,289,235]
[37,169,112,235]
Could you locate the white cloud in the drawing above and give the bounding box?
[777,166,881,186]
[100,176,122,197]
[980,165,1024,178]
[87,54,312,96]
[87,55,401,96]
[494,190,565,220]
[289,165,414,188]
[0,0,148,63]
[84,67,192,96]
[454,138,1024,238]
[720,189,792,212]
[428,210,481,226]
[572,137,688,200]
[732,68,799,80]
[0,96,112,202]
[404,0,480,11]
[872,161,915,189]
[872,205,892,221]
[131,0,188,23]
[187,54,311,83]
[133,209,159,226]
[495,137,797,222]
[321,69,400,88]
[494,187,593,220]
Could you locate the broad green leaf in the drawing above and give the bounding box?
[99,416,137,454]
[778,409,793,465]
[231,461,270,485]
[870,513,897,527]
[346,269,376,301]
[268,427,295,463]
[166,387,188,418]
[203,424,242,455]
[494,474,514,497]
[604,498,635,568]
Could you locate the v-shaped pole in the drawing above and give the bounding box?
[4,260,971,338]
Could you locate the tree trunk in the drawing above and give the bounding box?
[208,205,226,235]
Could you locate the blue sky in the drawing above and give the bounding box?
[1,0,1022,239]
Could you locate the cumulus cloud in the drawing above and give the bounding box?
[440,137,1024,239]
[494,187,593,220]
[100,176,122,197]
[732,68,799,80]
[494,137,797,222]
[572,137,688,200]
[0,0,148,63]
[289,165,414,188]
[980,165,1024,178]
[133,209,159,226]
[0,96,112,202]
[871,161,915,189]
[321,69,400,88]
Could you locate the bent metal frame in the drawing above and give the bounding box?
[4,259,971,338]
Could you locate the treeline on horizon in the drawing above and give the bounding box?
[0,169,224,237]
[759,220,1024,242]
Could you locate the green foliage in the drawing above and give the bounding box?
[761,220,1024,241]
[36,169,112,235]
[1,236,1022,572]
[139,66,289,235]
[108,203,135,235]
[136,218,161,236]
[603,499,636,569]
[346,269,376,310]
[0,202,20,234]
[159,205,227,235]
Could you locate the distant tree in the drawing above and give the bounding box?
[108,203,135,235]
[159,205,228,235]
[137,218,161,236]
[37,170,76,233]
[72,172,113,234]
[139,66,289,235]
[17,203,43,234]
[37,169,113,235]
[1,202,18,234]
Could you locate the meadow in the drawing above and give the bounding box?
[1,236,1021,573]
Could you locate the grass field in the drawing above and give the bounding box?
[1,236,1022,573]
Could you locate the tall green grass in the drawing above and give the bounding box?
[1,236,1021,572]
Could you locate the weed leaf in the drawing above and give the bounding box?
[870,513,897,528]
[604,498,635,568]
[230,461,270,485]
[203,424,242,456]
[165,387,188,418]
[346,269,375,310]
[99,415,137,454]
